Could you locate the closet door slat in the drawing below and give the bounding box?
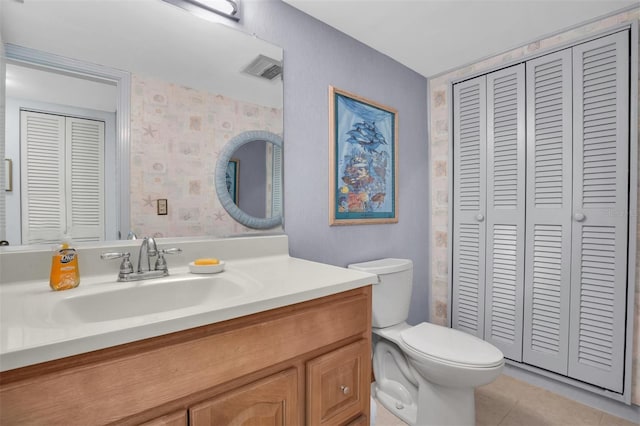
[452,76,487,338]
[65,117,105,242]
[523,49,573,375]
[569,31,629,393]
[484,64,526,361]
[20,111,66,245]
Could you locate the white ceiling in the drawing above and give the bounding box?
[283,0,637,78]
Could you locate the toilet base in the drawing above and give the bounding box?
[374,379,475,426]
[373,382,418,425]
[415,374,475,426]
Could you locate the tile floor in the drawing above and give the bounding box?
[374,374,639,426]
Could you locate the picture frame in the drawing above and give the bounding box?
[329,86,398,225]
[225,159,239,204]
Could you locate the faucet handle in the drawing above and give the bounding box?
[101,252,129,260]
[101,252,133,275]
[155,248,182,272]
[161,248,182,255]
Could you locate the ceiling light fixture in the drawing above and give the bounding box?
[163,0,240,22]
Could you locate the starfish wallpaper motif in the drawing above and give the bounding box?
[143,125,157,138]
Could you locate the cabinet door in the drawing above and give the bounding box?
[190,369,298,426]
[523,48,573,374]
[569,30,629,393]
[484,64,526,361]
[306,340,369,426]
[452,75,487,338]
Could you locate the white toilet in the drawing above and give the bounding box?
[349,258,504,426]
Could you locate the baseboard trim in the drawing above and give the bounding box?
[503,364,640,423]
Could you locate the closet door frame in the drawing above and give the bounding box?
[446,21,638,404]
[625,18,639,408]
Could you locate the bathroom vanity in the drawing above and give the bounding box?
[0,236,375,425]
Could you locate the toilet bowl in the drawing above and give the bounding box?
[349,259,504,426]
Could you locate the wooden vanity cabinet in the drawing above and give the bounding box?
[0,286,372,426]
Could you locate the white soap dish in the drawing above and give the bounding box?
[189,261,225,274]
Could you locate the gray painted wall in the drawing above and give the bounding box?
[234,0,430,324]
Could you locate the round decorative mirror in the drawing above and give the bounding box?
[215,130,283,229]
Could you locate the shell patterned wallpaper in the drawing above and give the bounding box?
[129,74,283,238]
[428,9,640,403]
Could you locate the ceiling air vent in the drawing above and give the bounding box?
[243,55,283,81]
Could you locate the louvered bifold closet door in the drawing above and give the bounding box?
[484,64,526,361]
[271,145,282,217]
[20,111,66,245]
[452,76,487,338]
[65,117,105,242]
[522,49,573,374]
[568,31,629,393]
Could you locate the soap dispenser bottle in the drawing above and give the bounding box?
[50,239,80,291]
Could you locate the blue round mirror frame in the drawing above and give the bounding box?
[215,130,283,229]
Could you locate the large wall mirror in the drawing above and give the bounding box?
[1,0,283,247]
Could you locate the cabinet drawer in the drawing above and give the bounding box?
[307,340,369,426]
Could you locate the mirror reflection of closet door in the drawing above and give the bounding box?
[20,110,104,244]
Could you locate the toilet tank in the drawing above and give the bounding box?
[348,258,413,328]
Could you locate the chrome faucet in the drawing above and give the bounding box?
[137,237,158,274]
[101,237,182,282]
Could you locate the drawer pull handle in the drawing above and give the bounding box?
[340,385,350,395]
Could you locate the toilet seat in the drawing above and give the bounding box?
[400,322,503,369]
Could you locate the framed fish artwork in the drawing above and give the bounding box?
[329,86,398,225]
[226,159,239,205]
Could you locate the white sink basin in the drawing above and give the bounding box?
[0,250,377,372]
[48,273,261,324]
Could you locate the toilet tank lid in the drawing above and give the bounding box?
[348,258,412,275]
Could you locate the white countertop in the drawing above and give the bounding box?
[0,254,375,372]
